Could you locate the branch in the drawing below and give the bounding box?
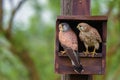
[10,45,40,80]
[112,65,120,80]
[106,0,115,16]
[107,42,120,57]
[4,0,40,80]
[6,0,27,39]
[9,0,14,9]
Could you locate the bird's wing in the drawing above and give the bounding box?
[90,28,102,42]
[59,29,83,73]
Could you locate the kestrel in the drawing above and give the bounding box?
[77,23,102,57]
[58,23,83,73]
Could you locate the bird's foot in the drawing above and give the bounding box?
[91,52,97,57]
[83,51,90,56]
[60,51,66,55]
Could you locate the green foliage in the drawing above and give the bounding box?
[0,0,120,80]
[1,0,60,80]
[0,35,28,80]
[92,0,120,80]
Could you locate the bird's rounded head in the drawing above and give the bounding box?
[59,23,70,32]
[77,23,90,32]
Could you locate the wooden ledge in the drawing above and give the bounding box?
[58,52,102,58]
[57,15,108,21]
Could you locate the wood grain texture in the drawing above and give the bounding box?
[72,0,90,15]
[55,17,107,75]
[70,74,92,80]
[55,0,106,80]
[61,0,73,15]
[55,17,107,73]
[61,0,90,15]
[59,0,92,80]
[56,53,103,74]
[58,52,102,58]
[62,74,93,80]
[57,16,108,21]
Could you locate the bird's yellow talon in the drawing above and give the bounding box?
[89,47,97,57]
[91,52,95,57]
[83,51,89,56]
[60,51,66,55]
[90,49,97,57]
[83,48,89,56]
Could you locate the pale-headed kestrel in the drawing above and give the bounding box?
[58,23,83,73]
[77,23,102,57]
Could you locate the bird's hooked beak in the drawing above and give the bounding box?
[59,24,63,31]
[77,25,81,30]
[77,25,84,31]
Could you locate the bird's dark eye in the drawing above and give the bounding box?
[62,24,64,26]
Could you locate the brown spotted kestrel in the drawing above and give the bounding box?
[77,23,102,57]
[58,23,83,73]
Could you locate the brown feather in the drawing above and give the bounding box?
[78,23,102,50]
[59,29,78,50]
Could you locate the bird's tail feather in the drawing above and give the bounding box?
[66,48,83,73]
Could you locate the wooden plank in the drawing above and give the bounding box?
[56,0,107,80]
[102,22,107,42]
[61,0,72,15]
[101,43,106,74]
[55,57,102,75]
[72,0,90,15]
[57,16,108,21]
[62,74,93,80]
[70,74,92,80]
[58,52,102,58]
[61,0,91,15]
[55,21,106,74]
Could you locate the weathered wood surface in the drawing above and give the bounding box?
[57,16,108,21]
[59,0,91,80]
[58,52,102,58]
[62,74,93,80]
[55,19,107,74]
[61,0,90,15]
[55,0,107,80]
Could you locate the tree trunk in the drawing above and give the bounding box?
[10,46,40,80]
[19,50,40,80]
[0,0,40,80]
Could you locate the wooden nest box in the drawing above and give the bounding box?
[55,16,107,74]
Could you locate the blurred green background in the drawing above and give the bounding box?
[0,0,120,80]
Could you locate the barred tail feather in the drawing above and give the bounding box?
[66,48,84,73]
